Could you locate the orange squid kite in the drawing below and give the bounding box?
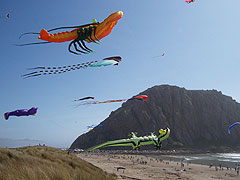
[18,11,123,55]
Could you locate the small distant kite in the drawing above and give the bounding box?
[79,95,148,105]
[86,124,104,132]
[153,53,165,59]
[74,97,95,101]
[228,122,240,134]
[22,56,121,78]
[17,11,123,55]
[185,0,195,4]
[87,124,104,129]
[4,107,38,120]
[0,13,9,19]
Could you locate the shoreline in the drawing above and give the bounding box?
[74,148,240,156]
[150,153,240,169]
[77,151,240,180]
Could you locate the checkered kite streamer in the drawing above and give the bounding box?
[22,56,121,78]
[22,61,98,78]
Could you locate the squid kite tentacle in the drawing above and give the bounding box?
[22,61,98,78]
[73,40,90,54]
[68,40,93,55]
[77,41,93,53]
[67,26,100,55]
[68,41,84,55]
[76,28,96,52]
[82,26,100,44]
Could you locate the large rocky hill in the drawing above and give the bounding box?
[71,85,240,150]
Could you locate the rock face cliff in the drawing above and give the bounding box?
[71,85,240,150]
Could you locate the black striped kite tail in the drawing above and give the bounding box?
[22,60,98,78]
[22,68,81,78]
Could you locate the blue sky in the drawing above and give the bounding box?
[1,0,240,148]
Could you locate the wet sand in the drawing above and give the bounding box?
[77,152,240,180]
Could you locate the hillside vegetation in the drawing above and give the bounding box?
[0,146,116,180]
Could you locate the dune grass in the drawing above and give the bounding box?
[0,146,117,180]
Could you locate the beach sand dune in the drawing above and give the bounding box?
[78,152,240,180]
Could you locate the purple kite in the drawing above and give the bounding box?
[4,107,38,120]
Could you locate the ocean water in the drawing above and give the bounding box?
[158,153,240,167]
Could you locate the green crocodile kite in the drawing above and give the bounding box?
[85,128,170,151]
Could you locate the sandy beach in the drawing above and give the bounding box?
[78,152,240,180]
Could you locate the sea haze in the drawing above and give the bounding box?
[0,138,47,148]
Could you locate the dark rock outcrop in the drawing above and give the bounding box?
[71,85,240,150]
